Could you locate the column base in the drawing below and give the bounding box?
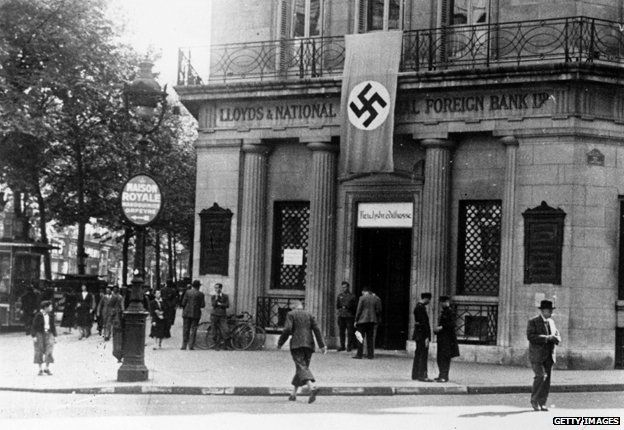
[117,364,149,382]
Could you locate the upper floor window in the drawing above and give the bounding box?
[450,0,489,25]
[281,0,323,39]
[293,0,322,37]
[357,0,402,32]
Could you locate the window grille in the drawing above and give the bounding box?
[457,200,502,296]
[452,302,498,345]
[271,201,310,290]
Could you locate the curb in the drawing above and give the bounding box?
[0,384,621,396]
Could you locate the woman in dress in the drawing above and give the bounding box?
[60,291,77,334]
[149,289,170,349]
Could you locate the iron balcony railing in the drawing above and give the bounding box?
[177,16,624,86]
[452,302,498,345]
[256,295,305,333]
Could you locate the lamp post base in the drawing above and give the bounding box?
[117,364,149,382]
[117,275,149,382]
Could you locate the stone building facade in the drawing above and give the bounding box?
[176,0,624,369]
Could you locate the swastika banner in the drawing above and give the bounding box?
[340,31,403,174]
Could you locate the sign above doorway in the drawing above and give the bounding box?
[357,202,413,228]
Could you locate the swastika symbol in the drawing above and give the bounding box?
[347,80,391,131]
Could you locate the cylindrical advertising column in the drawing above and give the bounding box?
[304,139,338,338]
[237,140,270,314]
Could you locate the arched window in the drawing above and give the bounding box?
[357,0,403,33]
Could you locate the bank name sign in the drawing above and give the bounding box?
[357,202,413,228]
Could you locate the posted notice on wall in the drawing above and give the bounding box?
[283,249,304,266]
[357,202,413,228]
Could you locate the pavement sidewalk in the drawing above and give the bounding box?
[1,323,622,396]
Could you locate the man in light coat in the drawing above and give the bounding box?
[527,299,562,411]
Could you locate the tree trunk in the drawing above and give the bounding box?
[74,138,87,275]
[122,227,131,286]
[173,236,178,282]
[154,230,161,288]
[77,220,86,275]
[167,232,174,282]
[187,234,194,280]
[36,186,52,280]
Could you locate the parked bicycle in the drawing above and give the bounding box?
[196,311,265,351]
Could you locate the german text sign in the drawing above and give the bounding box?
[121,174,162,226]
[357,202,413,228]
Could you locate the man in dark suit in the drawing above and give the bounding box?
[433,296,459,382]
[210,283,230,349]
[160,280,178,327]
[21,285,41,335]
[336,281,356,351]
[411,292,432,381]
[180,280,205,350]
[353,287,381,359]
[277,300,327,403]
[527,299,561,411]
[76,284,95,339]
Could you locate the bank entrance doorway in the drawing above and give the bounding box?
[354,225,412,350]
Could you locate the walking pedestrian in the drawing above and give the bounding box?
[527,299,561,411]
[76,284,95,339]
[181,280,205,350]
[336,281,356,351]
[353,287,381,359]
[411,292,432,381]
[433,296,459,382]
[96,287,112,337]
[21,285,41,336]
[210,283,230,349]
[277,300,327,403]
[60,290,77,334]
[109,286,125,361]
[31,300,56,375]
[161,279,178,326]
[95,287,106,336]
[149,289,171,349]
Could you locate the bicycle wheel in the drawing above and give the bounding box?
[252,325,266,350]
[195,322,212,350]
[231,323,255,351]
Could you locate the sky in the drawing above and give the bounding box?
[109,0,213,88]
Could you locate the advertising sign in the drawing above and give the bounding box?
[121,174,162,227]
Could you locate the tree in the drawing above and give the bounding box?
[0,0,139,275]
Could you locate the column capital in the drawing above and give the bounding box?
[499,135,519,147]
[420,138,454,149]
[242,140,271,155]
[305,141,339,153]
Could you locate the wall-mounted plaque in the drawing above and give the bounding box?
[522,201,566,285]
[199,203,233,276]
[586,148,605,166]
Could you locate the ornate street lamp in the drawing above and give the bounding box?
[117,59,166,382]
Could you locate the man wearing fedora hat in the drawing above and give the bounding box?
[527,299,562,411]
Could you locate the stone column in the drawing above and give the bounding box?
[304,139,339,338]
[498,136,518,348]
[417,138,454,325]
[237,140,271,314]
